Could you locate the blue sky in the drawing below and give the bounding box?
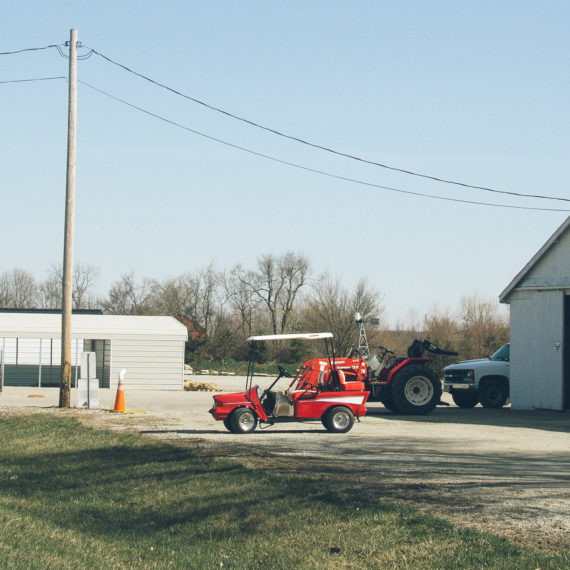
[1,1,569,325]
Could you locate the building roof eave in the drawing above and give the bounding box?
[499,216,570,304]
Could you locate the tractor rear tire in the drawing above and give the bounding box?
[451,389,479,408]
[479,380,508,409]
[230,407,258,434]
[323,406,355,433]
[380,393,397,411]
[390,365,441,415]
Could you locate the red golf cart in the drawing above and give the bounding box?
[209,333,369,434]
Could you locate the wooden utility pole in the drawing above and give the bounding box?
[59,28,78,408]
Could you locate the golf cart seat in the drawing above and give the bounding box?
[272,391,294,416]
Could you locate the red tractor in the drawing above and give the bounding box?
[361,340,457,414]
[347,315,458,414]
[210,333,369,434]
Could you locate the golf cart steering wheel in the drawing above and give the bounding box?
[278,365,292,378]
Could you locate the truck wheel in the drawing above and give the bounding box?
[451,389,479,408]
[324,406,354,433]
[230,407,258,433]
[479,380,508,409]
[390,366,441,415]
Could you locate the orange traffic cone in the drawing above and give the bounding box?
[113,370,127,412]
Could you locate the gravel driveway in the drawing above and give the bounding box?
[2,376,569,551]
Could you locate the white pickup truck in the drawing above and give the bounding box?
[443,344,510,408]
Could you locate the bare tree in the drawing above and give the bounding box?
[37,266,61,309]
[38,263,99,309]
[224,265,260,335]
[100,273,158,315]
[423,306,459,351]
[241,252,310,335]
[0,272,12,307]
[154,273,201,318]
[459,295,509,359]
[152,265,222,335]
[73,263,99,309]
[421,306,461,375]
[199,263,220,337]
[304,273,382,356]
[0,269,38,308]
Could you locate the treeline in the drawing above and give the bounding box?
[0,253,509,370]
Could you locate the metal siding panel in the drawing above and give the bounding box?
[110,339,184,390]
[510,290,564,410]
[524,231,570,285]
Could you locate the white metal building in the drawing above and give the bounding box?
[499,216,570,411]
[0,312,188,390]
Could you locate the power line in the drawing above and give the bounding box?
[78,79,570,213]
[86,46,570,205]
[0,44,61,56]
[55,44,94,60]
[0,76,65,84]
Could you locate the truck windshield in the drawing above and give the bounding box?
[490,344,510,362]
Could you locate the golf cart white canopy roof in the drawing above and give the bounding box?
[247,333,333,342]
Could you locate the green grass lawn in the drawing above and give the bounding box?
[0,414,567,569]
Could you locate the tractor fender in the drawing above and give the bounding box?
[386,357,431,383]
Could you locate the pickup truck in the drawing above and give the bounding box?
[443,343,510,408]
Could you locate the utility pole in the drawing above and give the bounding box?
[59,28,78,408]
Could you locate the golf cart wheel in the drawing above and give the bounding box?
[324,406,355,433]
[451,389,479,408]
[230,407,258,434]
[223,416,235,432]
[390,365,441,415]
[479,379,508,409]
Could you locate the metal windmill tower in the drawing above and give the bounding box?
[355,313,370,358]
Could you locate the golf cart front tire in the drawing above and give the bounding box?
[230,407,258,434]
[323,406,355,433]
[223,416,235,432]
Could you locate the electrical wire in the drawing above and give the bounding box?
[55,44,94,60]
[86,46,570,205]
[78,79,570,213]
[0,76,66,84]
[0,44,62,55]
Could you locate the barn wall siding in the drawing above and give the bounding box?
[523,231,570,285]
[0,315,187,391]
[110,338,185,390]
[510,290,564,410]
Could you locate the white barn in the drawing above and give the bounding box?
[499,216,570,411]
[0,312,188,390]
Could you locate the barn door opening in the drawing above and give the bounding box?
[563,295,570,410]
